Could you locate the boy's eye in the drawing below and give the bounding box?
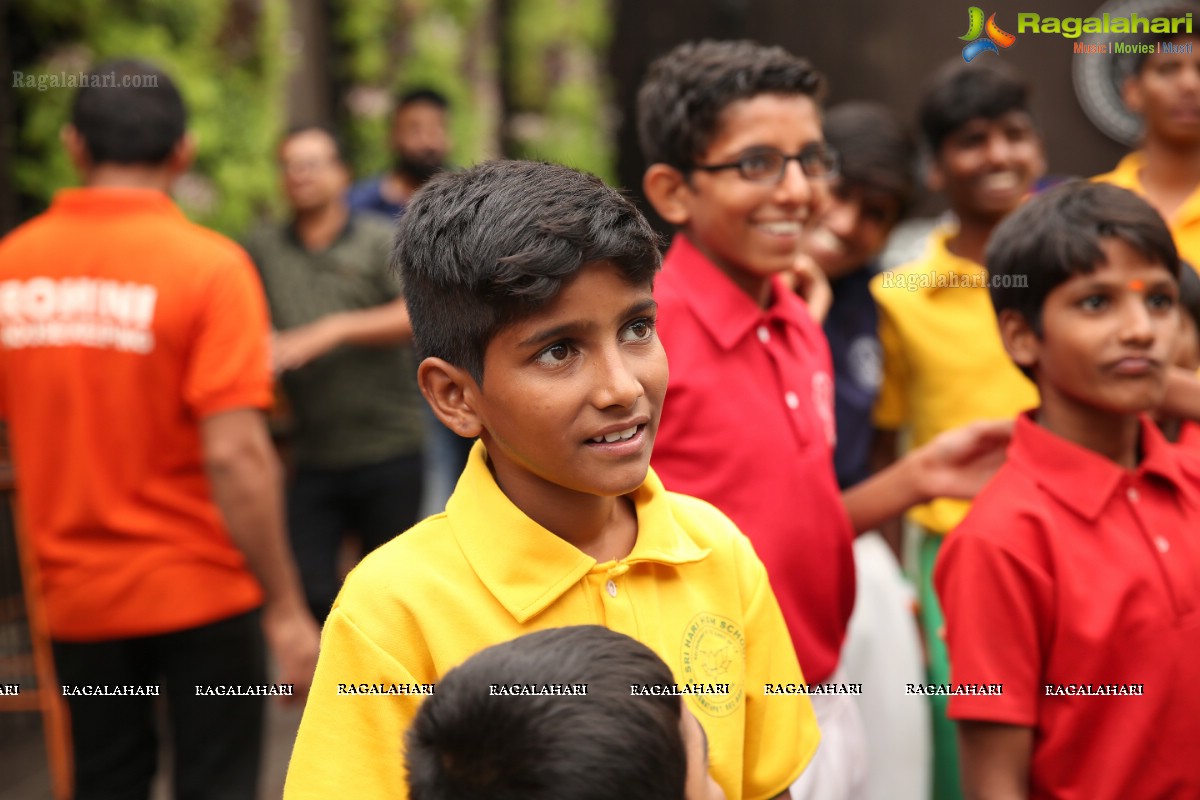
[860,201,894,226]
[535,342,575,366]
[620,317,656,342]
[739,152,780,180]
[1147,292,1176,311]
[1004,125,1033,143]
[1154,60,1182,77]
[1079,294,1109,311]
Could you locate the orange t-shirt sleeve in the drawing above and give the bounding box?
[184,251,273,419]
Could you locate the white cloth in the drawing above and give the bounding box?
[788,665,868,800]
[838,532,930,800]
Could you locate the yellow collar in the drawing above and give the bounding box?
[445,442,711,623]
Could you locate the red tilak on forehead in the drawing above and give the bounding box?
[1128,279,1145,292]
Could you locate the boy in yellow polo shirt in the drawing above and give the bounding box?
[1094,18,1200,272]
[284,160,817,800]
[869,60,1042,800]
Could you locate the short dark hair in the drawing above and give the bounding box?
[393,160,661,384]
[70,60,185,166]
[279,124,348,164]
[397,88,450,113]
[405,626,687,800]
[918,60,1031,155]
[823,102,916,217]
[1127,7,1199,73]
[637,39,826,170]
[988,181,1180,339]
[1179,262,1200,334]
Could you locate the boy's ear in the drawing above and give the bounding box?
[997,308,1040,373]
[643,164,693,226]
[417,357,485,439]
[61,125,91,174]
[1121,74,1145,115]
[924,158,945,194]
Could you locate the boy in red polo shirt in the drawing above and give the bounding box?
[638,40,1014,799]
[936,181,1200,799]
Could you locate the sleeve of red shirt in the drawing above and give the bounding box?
[934,522,1053,726]
[183,249,274,419]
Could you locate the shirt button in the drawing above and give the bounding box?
[1155,536,1170,554]
[1127,487,1140,503]
[757,325,770,344]
[606,579,617,597]
[784,391,800,410]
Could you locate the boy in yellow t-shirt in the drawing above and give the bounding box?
[284,160,817,800]
[1094,22,1200,272]
[869,60,1042,800]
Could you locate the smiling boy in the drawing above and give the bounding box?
[638,42,1014,800]
[283,160,816,799]
[867,61,1045,799]
[936,181,1200,799]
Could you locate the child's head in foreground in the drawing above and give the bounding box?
[637,39,835,300]
[918,59,1045,226]
[800,102,915,280]
[393,160,666,499]
[988,181,1181,417]
[405,625,725,800]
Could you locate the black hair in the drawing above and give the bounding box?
[393,160,661,384]
[70,59,185,166]
[822,102,916,218]
[397,88,450,113]
[636,39,826,170]
[1179,262,1200,333]
[1126,6,1199,73]
[279,124,349,165]
[918,60,1032,155]
[988,181,1180,340]
[405,626,687,800]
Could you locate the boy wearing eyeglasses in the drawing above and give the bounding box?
[639,41,1014,800]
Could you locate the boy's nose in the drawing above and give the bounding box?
[593,348,643,409]
[821,198,859,239]
[774,158,816,209]
[982,132,1013,166]
[1118,299,1157,344]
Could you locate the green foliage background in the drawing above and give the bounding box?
[10,0,616,237]
[11,0,290,235]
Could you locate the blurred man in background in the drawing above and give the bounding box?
[0,60,318,799]
[245,125,425,624]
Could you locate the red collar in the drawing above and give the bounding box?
[1008,411,1195,521]
[660,234,814,352]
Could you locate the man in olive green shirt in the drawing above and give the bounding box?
[245,125,424,623]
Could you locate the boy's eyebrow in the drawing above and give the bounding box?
[516,297,658,348]
[1072,273,1176,291]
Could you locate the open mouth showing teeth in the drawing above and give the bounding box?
[758,221,803,235]
[591,425,639,444]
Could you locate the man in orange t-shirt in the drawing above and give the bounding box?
[0,61,318,798]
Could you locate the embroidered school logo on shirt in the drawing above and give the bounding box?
[960,7,1017,61]
[680,612,745,718]
[0,277,158,353]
